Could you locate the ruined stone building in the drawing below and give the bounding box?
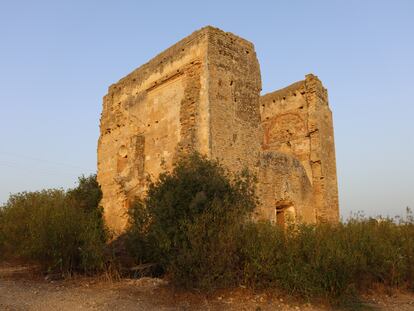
[97,26,339,234]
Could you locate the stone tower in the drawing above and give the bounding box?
[97,26,339,234]
[258,74,339,223]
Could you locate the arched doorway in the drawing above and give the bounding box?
[275,201,295,227]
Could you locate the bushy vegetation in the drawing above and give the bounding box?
[126,153,257,289]
[0,175,107,274]
[1,155,413,305]
[239,215,414,302]
[126,153,414,303]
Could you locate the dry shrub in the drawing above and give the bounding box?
[239,212,414,303]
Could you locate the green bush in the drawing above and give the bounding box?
[0,175,107,274]
[2,154,411,305]
[239,213,414,302]
[126,153,257,289]
[126,153,414,303]
[67,175,107,244]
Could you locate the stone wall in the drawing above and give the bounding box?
[207,30,262,172]
[257,151,315,223]
[259,74,339,223]
[98,28,210,233]
[98,27,263,233]
[97,26,339,234]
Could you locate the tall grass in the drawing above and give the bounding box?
[0,175,107,274]
[239,213,414,302]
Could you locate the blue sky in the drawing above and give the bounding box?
[0,0,413,218]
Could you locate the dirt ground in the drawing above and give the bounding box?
[1,263,414,311]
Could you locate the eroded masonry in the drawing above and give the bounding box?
[97,26,339,233]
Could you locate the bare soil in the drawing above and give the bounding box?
[1,263,414,311]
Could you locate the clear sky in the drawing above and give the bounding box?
[1,0,413,219]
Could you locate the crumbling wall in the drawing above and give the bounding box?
[259,74,339,223]
[257,151,315,223]
[207,30,262,172]
[98,29,210,233]
[98,27,263,233]
[97,26,340,234]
